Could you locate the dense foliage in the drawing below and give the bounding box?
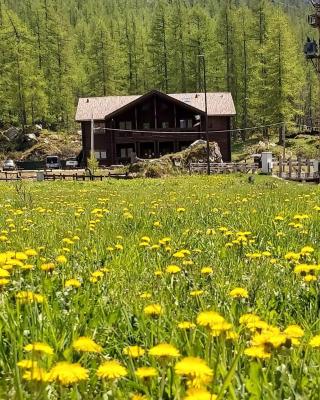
[0,176,320,399]
[0,0,316,132]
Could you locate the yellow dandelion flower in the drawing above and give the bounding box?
[210,320,232,336]
[304,275,317,282]
[40,263,55,272]
[72,337,102,353]
[0,268,10,278]
[226,331,239,341]
[309,335,320,348]
[23,367,50,382]
[178,321,196,330]
[173,251,185,258]
[190,290,204,297]
[24,249,38,257]
[244,346,271,359]
[201,267,213,275]
[91,271,104,278]
[251,330,287,349]
[131,394,149,400]
[17,360,38,369]
[24,342,54,355]
[21,264,34,271]
[49,362,88,385]
[16,291,44,304]
[300,246,314,255]
[166,265,181,274]
[15,252,28,261]
[154,270,163,277]
[139,292,152,299]
[143,304,163,316]
[135,367,158,379]
[0,278,9,286]
[284,325,304,339]
[56,255,67,264]
[96,360,127,380]
[229,287,249,299]
[175,356,212,377]
[197,311,225,328]
[149,343,180,358]
[65,279,81,288]
[184,388,217,400]
[123,345,145,358]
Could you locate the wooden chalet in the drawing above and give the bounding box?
[75,90,236,166]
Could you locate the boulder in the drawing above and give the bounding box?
[3,127,22,141]
[24,133,38,145]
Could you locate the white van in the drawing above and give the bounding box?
[45,156,61,169]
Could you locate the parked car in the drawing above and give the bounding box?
[2,159,16,171]
[65,158,79,169]
[45,156,61,169]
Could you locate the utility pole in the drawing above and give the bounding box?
[282,123,286,160]
[90,114,95,157]
[198,54,211,176]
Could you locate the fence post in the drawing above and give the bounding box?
[279,156,283,177]
[289,159,292,179]
[298,158,302,179]
[307,159,311,178]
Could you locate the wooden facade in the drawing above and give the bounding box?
[77,90,235,166]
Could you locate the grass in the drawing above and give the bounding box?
[0,175,320,399]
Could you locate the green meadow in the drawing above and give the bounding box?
[0,176,319,399]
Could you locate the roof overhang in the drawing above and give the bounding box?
[103,89,206,120]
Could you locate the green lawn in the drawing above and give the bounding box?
[0,176,319,399]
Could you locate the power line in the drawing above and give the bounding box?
[94,122,285,135]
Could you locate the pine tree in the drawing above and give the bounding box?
[0,8,47,128]
[149,0,169,92]
[263,9,304,140]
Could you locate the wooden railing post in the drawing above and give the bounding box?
[298,158,302,179]
[307,159,311,178]
[289,159,292,179]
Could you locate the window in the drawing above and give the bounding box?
[119,121,132,130]
[180,119,193,129]
[94,151,107,160]
[162,121,169,129]
[143,122,151,130]
[180,120,187,129]
[120,147,134,159]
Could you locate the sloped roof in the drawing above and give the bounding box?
[75,91,236,122]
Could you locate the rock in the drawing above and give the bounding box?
[24,133,38,145]
[188,139,207,148]
[35,124,43,130]
[0,132,10,143]
[3,127,22,141]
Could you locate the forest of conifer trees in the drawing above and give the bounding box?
[0,0,317,135]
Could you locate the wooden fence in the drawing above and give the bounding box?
[189,162,259,175]
[273,158,319,182]
[0,171,131,182]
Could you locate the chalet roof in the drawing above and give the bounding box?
[75,91,236,122]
